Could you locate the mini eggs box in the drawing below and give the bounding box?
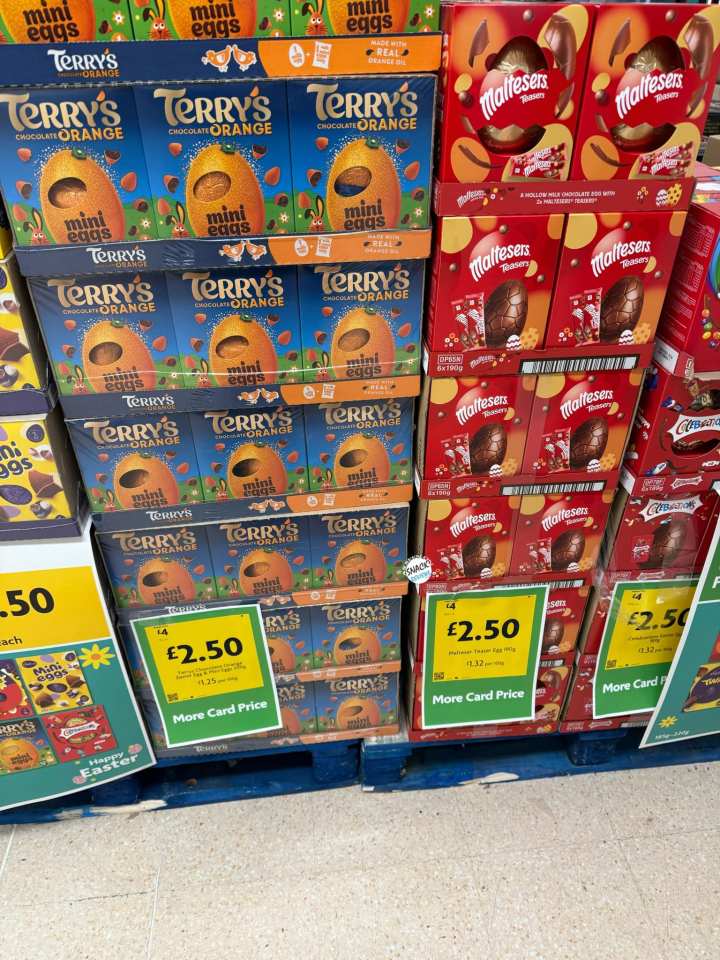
[135,81,293,239]
[0,0,133,41]
[287,75,436,234]
[30,271,183,397]
[262,605,314,675]
[166,265,301,388]
[0,255,47,393]
[208,514,312,599]
[96,523,218,609]
[290,0,438,37]
[66,412,201,514]
[309,596,401,669]
[190,406,308,502]
[315,672,399,734]
[297,260,424,382]
[0,87,157,248]
[308,505,409,589]
[131,0,288,39]
[304,397,413,492]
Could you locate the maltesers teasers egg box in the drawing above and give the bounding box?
[315,672,399,735]
[436,2,594,185]
[165,265,301,387]
[426,215,563,360]
[0,255,47,394]
[131,0,289,39]
[289,0,438,38]
[309,505,408,589]
[541,584,588,659]
[571,4,720,182]
[286,74,436,234]
[0,0,133,41]
[97,523,218,608]
[29,271,183,397]
[135,81,294,239]
[0,87,157,248]
[309,596,401,670]
[296,260,423,382]
[545,210,687,350]
[67,412,201,514]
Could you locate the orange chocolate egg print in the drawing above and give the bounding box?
[227,443,288,498]
[136,558,195,606]
[336,696,380,730]
[239,549,293,595]
[267,636,296,673]
[165,0,256,38]
[1,0,95,41]
[327,138,400,232]
[335,540,386,585]
[333,626,381,665]
[331,307,395,378]
[0,738,40,772]
[209,313,277,385]
[40,149,125,245]
[82,321,156,393]
[334,434,390,487]
[279,707,301,734]
[186,143,264,237]
[325,0,408,34]
[113,452,180,509]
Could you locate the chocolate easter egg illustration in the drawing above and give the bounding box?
[209,314,277,383]
[551,529,585,569]
[166,0,256,37]
[267,636,296,673]
[82,321,155,392]
[40,149,125,244]
[0,738,39,772]
[644,517,688,569]
[478,38,546,153]
[470,422,506,474]
[569,417,608,469]
[239,549,293,595]
[333,627,381,666]
[542,617,565,651]
[334,434,390,487]
[330,307,395,377]
[113,453,179,509]
[611,37,683,151]
[279,707,301,734]
[335,540,386,585]
[599,276,644,343]
[462,534,496,576]
[137,558,195,606]
[336,696,380,730]
[227,443,288,498]
[327,138,401,231]
[484,279,528,347]
[185,143,264,237]
[1,0,95,40]
[325,0,409,34]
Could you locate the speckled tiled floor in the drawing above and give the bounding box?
[2,762,718,959]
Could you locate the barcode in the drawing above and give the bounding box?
[520,355,637,374]
[607,660,616,668]
[501,481,605,495]
[433,672,445,681]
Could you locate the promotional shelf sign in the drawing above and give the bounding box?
[421,586,547,730]
[593,579,696,719]
[131,606,281,749]
[0,520,154,812]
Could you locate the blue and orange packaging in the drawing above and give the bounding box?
[166,265,301,387]
[304,397,413,491]
[97,523,218,609]
[297,260,424,381]
[287,75,436,234]
[208,514,312,599]
[262,605,314,675]
[310,597,401,669]
[0,86,157,247]
[309,505,408,588]
[315,672,399,733]
[274,679,317,736]
[135,81,294,240]
[190,406,308,502]
[67,412,201,514]
[29,272,183,397]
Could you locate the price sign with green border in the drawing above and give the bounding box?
[131,605,281,748]
[421,586,547,730]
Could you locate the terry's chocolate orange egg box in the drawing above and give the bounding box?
[135,82,293,239]
[131,0,288,39]
[0,87,157,248]
[0,718,56,774]
[262,605,314,675]
[166,266,301,387]
[523,370,643,479]
[287,75,436,234]
[97,523,218,609]
[545,211,686,350]
[304,397,413,491]
[290,0,437,37]
[571,4,720,182]
[67,412,201,514]
[208,515,312,599]
[310,596,401,669]
[274,680,317,736]
[297,260,423,381]
[427,215,563,359]
[436,2,593,185]
[309,506,408,589]
[190,406,308,501]
[315,672,399,734]
[30,272,183,397]
[0,0,132,41]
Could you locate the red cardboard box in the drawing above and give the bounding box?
[426,215,564,360]
[436,2,593,185]
[522,370,644,479]
[545,210,687,350]
[571,4,720,182]
[561,653,651,730]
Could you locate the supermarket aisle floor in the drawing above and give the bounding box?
[1,760,716,960]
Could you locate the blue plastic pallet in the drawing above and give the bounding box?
[361,728,720,791]
[0,739,360,824]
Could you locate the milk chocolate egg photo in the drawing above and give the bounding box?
[333,627,381,666]
[470,422,506,474]
[327,138,401,232]
[186,144,264,237]
[569,417,608,469]
[0,738,39,773]
[209,314,277,383]
[40,149,125,245]
[330,307,395,377]
[462,534,496,576]
[599,276,644,343]
[1,0,95,40]
[335,540,387,585]
[239,549,293,595]
[82,321,155,392]
[166,0,255,37]
[336,696,381,730]
[334,435,390,487]
[551,530,585,570]
[326,0,408,34]
[644,518,688,569]
[113,453,180,509]
[227,443,288,498]
[611,38,683,152]
[484,280,528,347]
[542,617,565,651]
[267,636,296,673]
[479,38,547,154]
[137,558,195,606]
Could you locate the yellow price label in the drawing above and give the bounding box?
[145,611,264,704]
[605,583,695,670]
[0,566,108,653]
[431,592,538,683]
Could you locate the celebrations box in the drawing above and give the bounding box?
[135,81,294,239]
[274,679,317,736]
[426,215,563,359]
[571,4,720,182]
[97,523,218,608]
[67,412,201,514]
[315,672,399,734]
[166,266,301,387]
[297,260,423,382]
[190,406,308,502]
[304,397,413,491]
[545,210,686,350]
[308,505,408,589]
[309,596,401,669]
[436,2,593,185]
[0,0,132,40]
[262,605,314,675]
[0,255,46,393]
[0,86,157,248]
[0,717,56,774]
[43,705,117,762]
[522,370,643,478]
[289,0,438,37]
[131,0,289,39]
[286,74,436,234]
[30,271,182,397]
